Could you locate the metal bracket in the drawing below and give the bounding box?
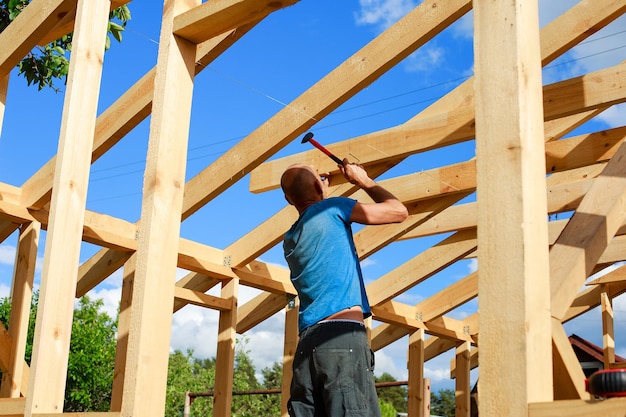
[463,325,470,335]
[415,311,423,321]
[287,295,297,309]
[223,255,231,267]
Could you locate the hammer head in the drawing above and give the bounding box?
[301,132,314,144]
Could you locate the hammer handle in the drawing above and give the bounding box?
[308,138,344,165]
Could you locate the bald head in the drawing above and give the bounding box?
[281,164,324,210]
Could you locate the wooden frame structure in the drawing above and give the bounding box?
[0,0,625,416]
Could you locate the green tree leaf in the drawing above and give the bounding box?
[0,0,131,92]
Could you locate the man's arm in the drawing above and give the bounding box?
[339,159,408,225]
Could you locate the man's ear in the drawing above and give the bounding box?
[284,193,293,205]
[314,179,324,197]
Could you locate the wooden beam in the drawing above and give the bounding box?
[551,318,589,400]
[0,222,38,398]
[0,73,7,134]
[600,288,616,368]
[213,278,238,416]
[415,272,477,321]
[281,301,298,416]
[173,0,299,44]
[174,287,231,311]
[367,229,477,306]
[236,292,287,334]
[407,329,426,417]
[455,342,471,417]
[119,0,199,414]
[551,140,626,319]
[529,398,626,417]
[474,1,553,415]
[371,300,474,343]
[24,1,110,413]
[0,0,77,77]
[36,0,131,46]
[110,254,135,411]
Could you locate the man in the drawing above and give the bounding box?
[281,159,408,417]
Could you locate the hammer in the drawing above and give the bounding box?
[301,132,344,165]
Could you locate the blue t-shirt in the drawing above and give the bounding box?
[283,197,372,332]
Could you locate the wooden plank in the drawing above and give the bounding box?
[173,272,220,312]
[551,140,626,319]
[552,318,588,400]
[236,292,287,334]
[370,323,411,352]
[173,287,231,311]
[232,261,295,295]
[407,329,426,417]
[173,0,299,44]
[76,249,131,298]
[0,0,77,76]
[0,396,25,415]
[529,398,626,417]
[0,223,38,398]
[0,221,19,245]
[455,342,471,417]
[474,1,553,415]
[24,1,110,413]
[371,300,474,343]
[543,61,626,121]
[118,0,199,414]
[545,126,626,173]
[415,271,477,321]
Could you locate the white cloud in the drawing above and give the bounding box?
[0,245,15,265]
[0,283,11,300]
[467,258,477,274]
[354,0,419,31]
[538,0,579,28]
[86,286,123,319]
[404,46,445,73]
[596,103,626,129]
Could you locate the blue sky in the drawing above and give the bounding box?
[1,0,625,393]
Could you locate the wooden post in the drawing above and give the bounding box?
[0,73,7,132]
[282,298,298,417]
[474,0,553,415]
[23,0,110,414]
[423,378,431,417]
[0,222,39,398]
[455,342,471,417]
[110,254,136,411]
[600,286,616,368]
[119,0,200,415]
[213,278,238,416]
[407,328,426,416]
